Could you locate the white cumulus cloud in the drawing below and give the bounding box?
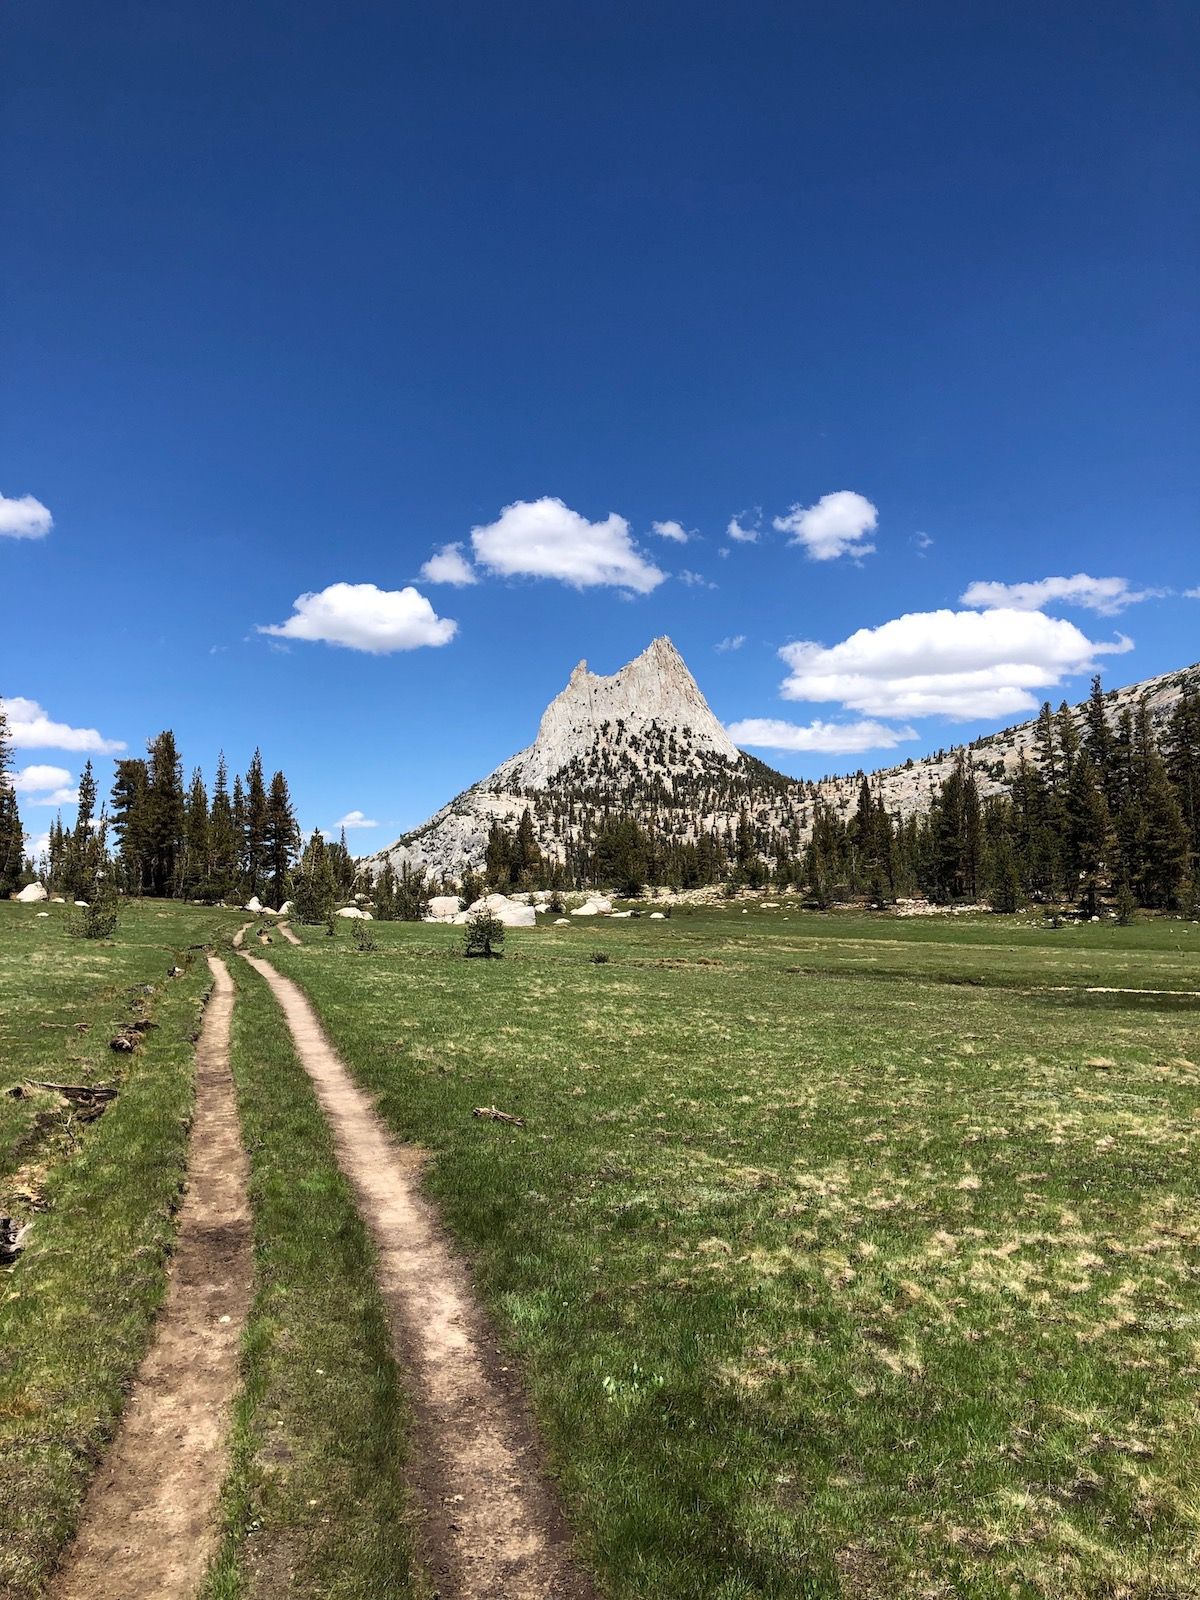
[778,607,1132,721]
[0,492,53,540]
[728,717,919,754]
[652,519,692,544]
[471,497,665,594]
[420,542,478,586]
[333,809,379,830]
[2,697,125,753]
[258,583,457,654]
[11,764,73,793]
[773,490,878,561]
[961,573,1161,617]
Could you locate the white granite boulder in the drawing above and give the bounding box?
[570,895,612,917]
[426,895,463,922]
[466,893,536,927]
[336,905,373,920]
[15,883,48,903]
[244,895,263,913]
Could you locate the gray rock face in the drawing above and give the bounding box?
[362,636,755,883]
[494,636,740,789]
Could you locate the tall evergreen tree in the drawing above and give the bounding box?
[1065,753,1111,914]
[180,767,211,899]
[110,758,152,894]
[208,754,239,902]
[264,770,299,905]
[0,705,25,896]
[244,750,269,895]
[145,731,185,896]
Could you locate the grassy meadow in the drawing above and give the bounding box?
[263,905,1200,1600]
[1,896,1197,1599]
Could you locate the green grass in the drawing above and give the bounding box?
[201,950,419,1600]
[0,899,236,1598]
[262,906,1200,1600]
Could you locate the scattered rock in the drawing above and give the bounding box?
[14,883,48,904]
[243,896,263,913]
[336,906,373,920]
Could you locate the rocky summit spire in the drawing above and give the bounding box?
[508,634,740,788]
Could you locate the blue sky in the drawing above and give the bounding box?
[4,1,1198,855]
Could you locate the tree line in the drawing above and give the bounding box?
[472,678,1200,914]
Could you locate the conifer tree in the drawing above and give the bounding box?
[145,731,186,896]
[291,830,336,924]
[180,767,211,899]
[264,770,299,905]
[231,775,248,894]
[0,705,25,896]
[110,758,152,894]
[208,755,239,902]
[244,750,269,896]
[1065,753,1111,914]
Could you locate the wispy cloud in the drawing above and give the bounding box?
[678,569,717,590]
[726,512,760,544]
[258,583,457,653]
[728,717,918,754]
[715,634,745,652]
[962,573,1162,617]
[333,809,379,830]
[652,519,692,544]
[420,542,478,586]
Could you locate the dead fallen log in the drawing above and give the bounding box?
[472,1105,526,1127]
[34,1082,118,1102]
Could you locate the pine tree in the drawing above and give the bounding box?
[0,704,25,896]
[1136,707,1189,908]
[110,758,152,894]
[145,731,185,896]
[62,759,103,900]
[244,750,269,896]
[1065,754,1111,914]
[1165,685,1200,872]
[208,755,239,903]
[291,830,336,924]
[231,775,248,895]
[180,767,211,899]
[264,770,299,906]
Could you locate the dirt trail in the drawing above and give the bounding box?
[238,949,594,1600]
[53,955,253,1600]
[276,920,302,946]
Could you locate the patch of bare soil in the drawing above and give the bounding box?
[276,921,302,946]
[239,950,595,1600]
[52,955,253,1600]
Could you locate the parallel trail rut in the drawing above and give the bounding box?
[53,955,252,1600]
[237,944,594,1600]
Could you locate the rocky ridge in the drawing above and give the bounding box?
[363,638,1199,884]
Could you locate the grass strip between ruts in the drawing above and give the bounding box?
[200,949,421,1600]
